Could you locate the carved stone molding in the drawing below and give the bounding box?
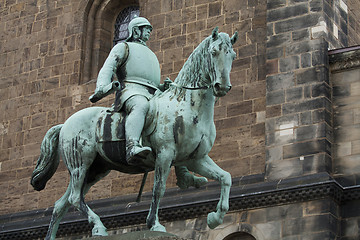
[329,46,360,72]
[1,174,360,240]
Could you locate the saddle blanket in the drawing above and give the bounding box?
[96,110,126,142]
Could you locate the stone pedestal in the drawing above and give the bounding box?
[89,231,188,240]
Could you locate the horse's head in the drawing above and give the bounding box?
[208,27,238,97]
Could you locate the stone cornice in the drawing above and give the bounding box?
[1,173,360,240]
[329,45,360,72]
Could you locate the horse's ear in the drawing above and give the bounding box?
[231,31,238,45]
[212,27,219,41]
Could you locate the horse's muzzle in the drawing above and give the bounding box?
[214,83,232,97]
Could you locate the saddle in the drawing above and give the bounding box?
[95,109,127,165]
[95,107,156,166]
[96,109,126,143]
[95,109,152,201]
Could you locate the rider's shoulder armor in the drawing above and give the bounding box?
[122,42,161,89]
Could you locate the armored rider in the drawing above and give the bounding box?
[90,17,169,165]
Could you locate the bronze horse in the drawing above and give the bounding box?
[31,28,238,239]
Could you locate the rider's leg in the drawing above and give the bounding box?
[125,95,151,165]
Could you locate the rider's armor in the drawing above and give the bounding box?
[114,42,161,111]
[91,17,160,165]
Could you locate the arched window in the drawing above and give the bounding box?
[81,0,141,83]
[223,232,256,240]
[113,6,139,45]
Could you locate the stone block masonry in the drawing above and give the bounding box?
[265,0,349,181]
[1,1,360,238]
[145,0,268,184]
[0,0,92,216]
[0,0,267,215]
[348,0,360,45]
[330,47,360,186]
[49,196,338,240]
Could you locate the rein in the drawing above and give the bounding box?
[169,82,220,103]
[170,82,211,90]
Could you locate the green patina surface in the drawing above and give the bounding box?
[31,17,238,240]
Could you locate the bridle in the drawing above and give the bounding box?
[169,82,211,90]
[169,82,220,104]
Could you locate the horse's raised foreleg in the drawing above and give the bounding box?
[146,148,174,232]
[45,186,71,240]
[187,155,231,229]
[175,166,208,189]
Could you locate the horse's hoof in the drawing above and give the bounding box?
[207,212,223,229]
[92,226,109,236]
[150,223,167,232]
[194,176,208,188]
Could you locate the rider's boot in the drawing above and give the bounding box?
[126,140,151,166]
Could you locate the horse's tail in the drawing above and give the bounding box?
[31,124,63,191]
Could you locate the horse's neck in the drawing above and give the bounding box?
[187,89,216,119]
[173,41,209,89]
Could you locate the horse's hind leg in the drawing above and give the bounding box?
[45,186,71,240]
[68,167,109,236]
[82,166,111,235]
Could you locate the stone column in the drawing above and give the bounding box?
[265,0,349,180]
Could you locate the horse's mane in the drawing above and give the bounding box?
[173,35,212,88]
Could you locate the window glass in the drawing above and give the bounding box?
[113,6,140,45]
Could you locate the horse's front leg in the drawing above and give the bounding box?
[146,148,174,232]
[175,166,208,189]
[187,155,231,229]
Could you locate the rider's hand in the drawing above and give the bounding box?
[164,77,172,90]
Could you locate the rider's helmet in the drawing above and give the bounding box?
[126,17,153,41]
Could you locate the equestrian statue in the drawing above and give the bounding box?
[31,17,238,240]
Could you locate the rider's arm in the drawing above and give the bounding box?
[89,43,128,102]
[96,43,128,90]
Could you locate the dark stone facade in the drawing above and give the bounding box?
[1,0,360,239]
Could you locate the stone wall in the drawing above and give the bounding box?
[172,199,339,240]
[348,0,360,46]
[0,0,267,215]
[330,47,360,186]
[142,0,268,179]
[1,172,354,239]
[341,199,360,240]
[1,0,360,239]
[0,0,92,215]
[264,0,352,181]
[53,199,339,240]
